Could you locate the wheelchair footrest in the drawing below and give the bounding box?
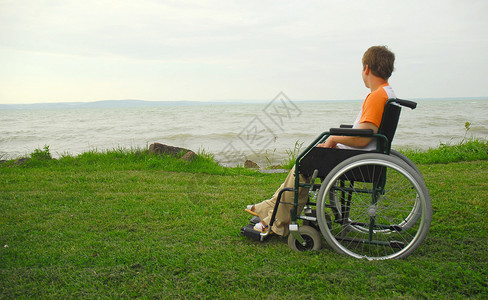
[240,224,262,241]
[241,224,261,241]
[240,216,271,242]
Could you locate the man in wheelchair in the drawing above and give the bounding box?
[245,45,397,236]
[243,46,431,260]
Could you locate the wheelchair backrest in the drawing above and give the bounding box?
[377,100,401,153]
[377,98,417,154]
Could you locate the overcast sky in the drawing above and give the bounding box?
[1,0,487,104]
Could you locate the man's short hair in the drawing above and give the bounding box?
[363,46,395,80]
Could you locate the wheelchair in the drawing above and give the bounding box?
[241,99,432,260]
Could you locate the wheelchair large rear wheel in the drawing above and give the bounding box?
[389,150,423,229]
[316,153,432,260]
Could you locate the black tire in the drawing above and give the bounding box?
[316,153,432,260]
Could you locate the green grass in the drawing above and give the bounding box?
[401,138,488,164]
[1,142,487,298]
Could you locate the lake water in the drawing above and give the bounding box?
[1,99,487,166]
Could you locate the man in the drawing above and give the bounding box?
[246,45,397,236]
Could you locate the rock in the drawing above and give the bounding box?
[244,160,260,169]
[0,157,30,166]
[181,151,197,162]
[14,158,30,165]
[149,143,187,156]
[148,143,196,161]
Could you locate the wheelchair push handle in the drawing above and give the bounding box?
[393,98,417,109]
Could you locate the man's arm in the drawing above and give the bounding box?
[317,121,378,148]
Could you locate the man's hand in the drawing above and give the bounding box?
[317,138,338,148]
[316,122,379,149]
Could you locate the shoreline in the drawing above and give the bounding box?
[1,138,487,169]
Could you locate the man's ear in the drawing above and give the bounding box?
[363,64,370,74]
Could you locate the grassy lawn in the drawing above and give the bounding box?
[1,145,487,298]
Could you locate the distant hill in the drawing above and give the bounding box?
[1,97,486,110]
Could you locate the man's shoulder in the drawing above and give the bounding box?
[366,84,395,104]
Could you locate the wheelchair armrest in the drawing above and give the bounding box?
[329,128,374,136]
[340,124,353,128]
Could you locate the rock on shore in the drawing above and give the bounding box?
[148,143,196,162]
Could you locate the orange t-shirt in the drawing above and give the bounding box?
[360,83,394,128]
[337,83,396,151]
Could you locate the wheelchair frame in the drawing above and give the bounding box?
[261,98,432,260]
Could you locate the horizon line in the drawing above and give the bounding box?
[1,96,487,108]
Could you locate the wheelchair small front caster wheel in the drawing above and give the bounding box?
[288,225,322,252]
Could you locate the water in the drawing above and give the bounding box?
[1,99,487,166]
